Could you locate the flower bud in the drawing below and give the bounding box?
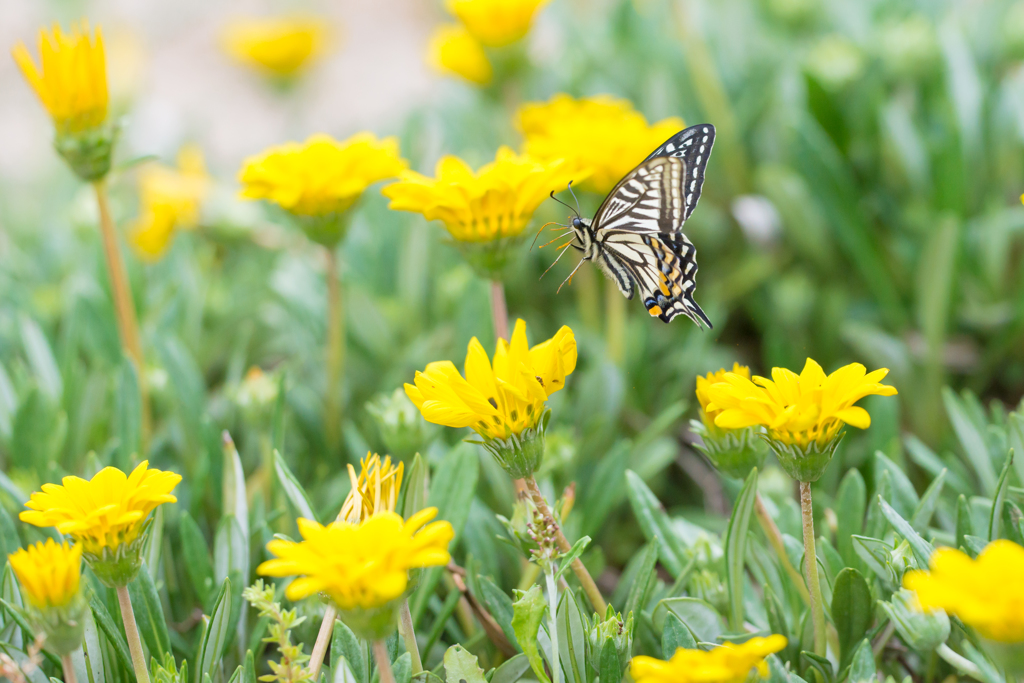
[879,589,949,653]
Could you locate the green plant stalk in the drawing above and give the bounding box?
[61,653,77,683]
[116,584,151,683]
[936,644,984,682]
[524,477,607,613]
[373,638,396,683]
[398,599,423,674]
[308,606,336,681]
[605,280,625,365]
[799,482,827,657]
[545,565,562,683]
[324,247,344,452]
[754,493,812,607]
[490,279,509,341]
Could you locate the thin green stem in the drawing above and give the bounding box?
[373,639,396,683]
[61,653,77,683]
[307,606,336,681]
[799,482,827,657]
[545,567,562,683]
[116,584,151,683]
[398,599,423,674]
[754,493,812,607]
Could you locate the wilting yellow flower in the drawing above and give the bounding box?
[130,144,210,261]
[9,540,83,610]
[518,94,683,194]
[222,16,331,78]
[696,364,750,430]
[429,25,493,85]
[703,358,897,449]
[383,147,575,243]
[240,133,407,217]
[20,461,182,556]
[904,540,1024,643]
[405,319,576,439]
[258,508,453,610]
[12,21,109,134]
[337,453,404,523]
[631,636,787,683]
[447,0,550,47]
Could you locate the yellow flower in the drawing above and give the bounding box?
[428,25,493,85]
[257,508,453,610]
[337,453,404,523]
[222,16,331,78]
[9,540,83,610]
[20,461,182,556]
[631,635,788,683]
[405,319,576,440]
[12,21,108,134]
[383,147,575,243]
[696,364,750,430]
[518,94,684,194]
[239,133,407,217]
[130,144,210,261]
[446,0,550,47]
[703,358,897,449]
[904,540,1024,643]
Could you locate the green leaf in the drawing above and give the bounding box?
[444,644,487,683]
[943,387,996,495]
[724,468,757,631]
[661,612,697,655]
[333,618,369,683]
[127,562,172,660]
[489,654,530,683]
[556,589,588,683]
[910,469,946,532]
[847,640,875,683]
[834,469,866,569]
[623,542,658,620]
[180,511,215,609]
[989,450,1014,541]
[89,594,134,675]
[428,444,479,545]
[512,585,551,683]
[651,598,723,643]
[625,470,688,577]
[274,449,319,523]
[599,639,622,683]
[877,497,934,567]
[195,578,232,683]
[831,569,871,669]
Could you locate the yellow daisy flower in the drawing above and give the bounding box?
[904,540,1024,643]
[518,94,683,194]
[258,508,453,611]
[130,144,210,261]
[631,636,787,683]
[383,147,575,243]
[446,0,550,47]
[9,540,83,610]
[12,21,108,134]
[428,24,493,85]
[222,16,332,78]
[337,453,404,523]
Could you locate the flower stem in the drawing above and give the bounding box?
[754,493,812,607]
[605,279,625,364]
[799,482,827,657]
[490,280,509,341]
[308,605,336,681]
[61,653,77,683]
[324,247,344,452]
[93,180,150,443]
[372,639,396,683]
[398,599,423,674]
[545,566,562,683]
[524,477,607,614]
[115,584,151,683]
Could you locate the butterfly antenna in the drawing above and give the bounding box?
[556,257,587,294]
[567,181,582,217]
[548,189,580,219]
[530,220,567,250]
[538,239,575,280]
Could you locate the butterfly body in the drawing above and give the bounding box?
[558,124,716,328]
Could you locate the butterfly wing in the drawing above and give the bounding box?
[643,123,715,222]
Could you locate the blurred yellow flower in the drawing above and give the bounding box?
[12,21,108,134]
[904,540,1024,642]
[447,0,550,47]
[405,319,576,439]
[383,147,575,243]
[222,16,331,78]
[239,133,407,217]
[631,635,787,683]
[696,364,750,431]
[429,25,493,85]
[258,508,453,610]
[20,461,182,556]
[9,540,82,610]
[518,94,684,194]
[703,358,897,449]
[130,144,210,261]
[338,453,404,523]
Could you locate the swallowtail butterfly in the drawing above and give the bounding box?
[544,124,715,328]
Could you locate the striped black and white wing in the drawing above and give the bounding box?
[643,123,715,223]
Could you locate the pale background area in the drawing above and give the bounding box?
[0,0,442,183]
